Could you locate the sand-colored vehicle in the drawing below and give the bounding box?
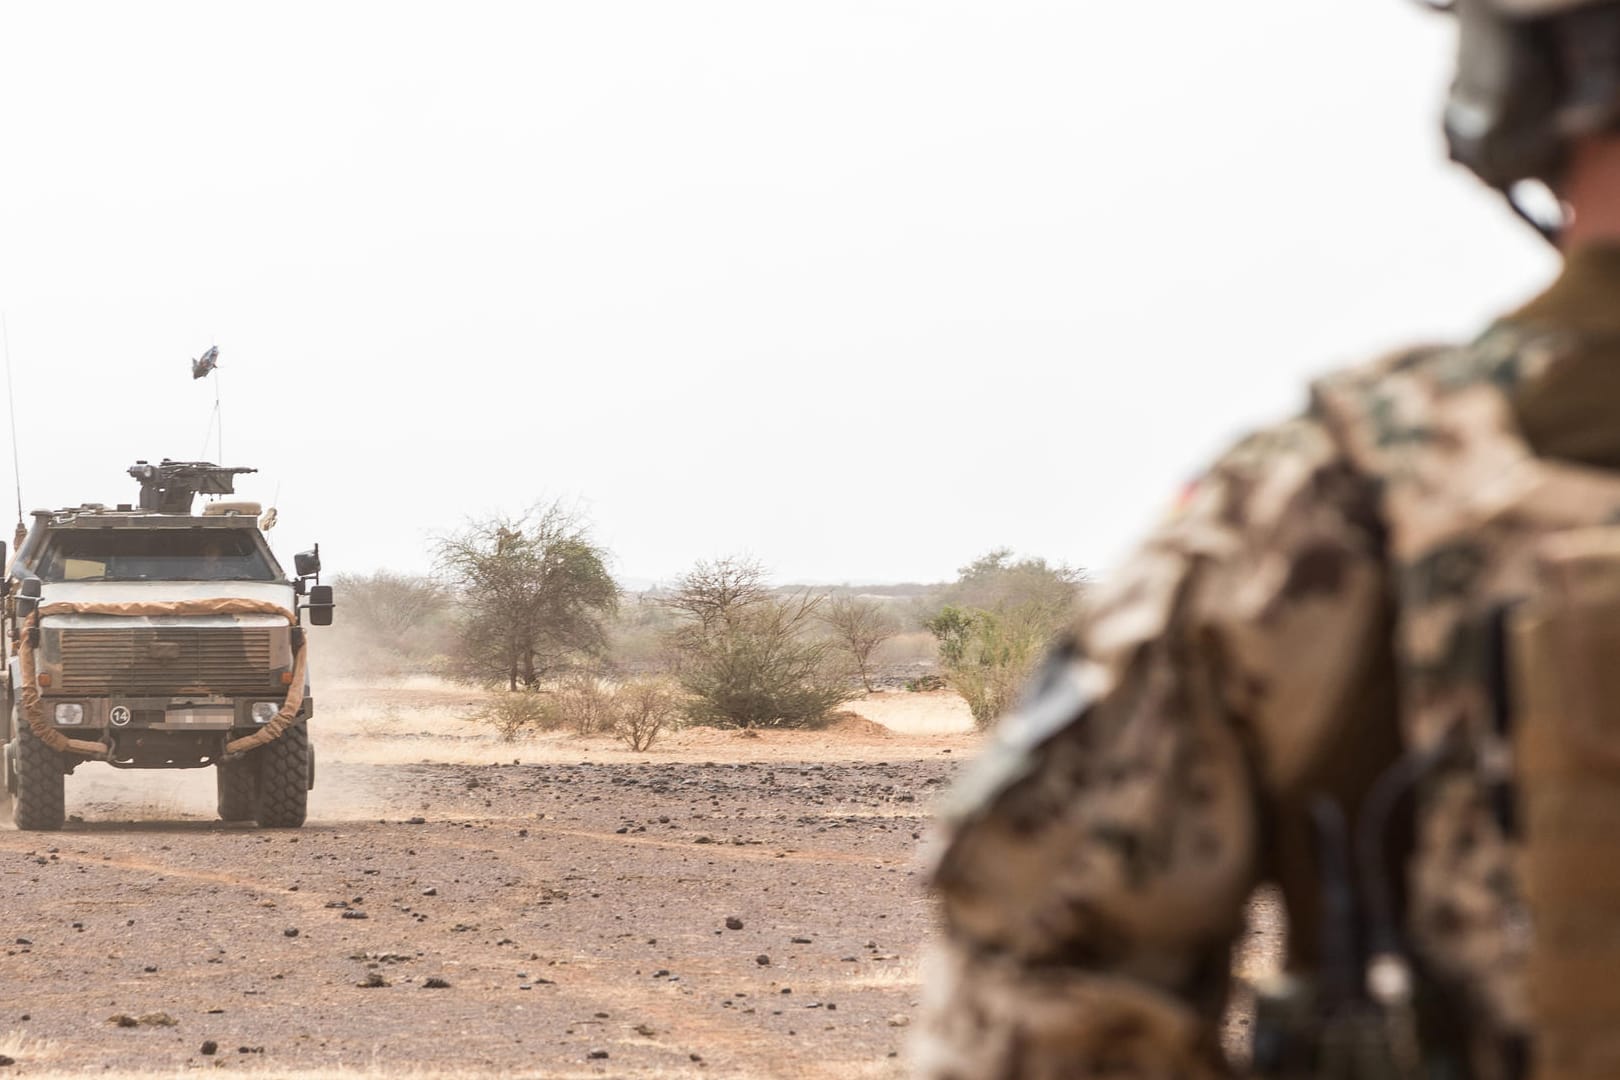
[0,460,334,830]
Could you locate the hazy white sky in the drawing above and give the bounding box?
[0,2,1556,586]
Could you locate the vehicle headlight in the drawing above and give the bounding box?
[54,703,84,725]
[251,701,280,724]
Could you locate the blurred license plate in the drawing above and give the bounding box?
[163,708,233,727]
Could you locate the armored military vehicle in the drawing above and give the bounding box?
[0,460,334,830]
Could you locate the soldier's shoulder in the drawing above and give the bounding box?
[1165,404,1380,557]
[1212,344,1468,469]
[1302,325,1574,477]
[1183,337,1518,529]
[1312,323,1564,404]
[1307,341,1476,413]
[1157,329,1578,553]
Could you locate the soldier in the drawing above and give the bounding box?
[919,3,1620,1078]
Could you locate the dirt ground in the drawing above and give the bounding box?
[0,683,1280,1078]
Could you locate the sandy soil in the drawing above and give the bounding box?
[0,684,1278,1078]
[0,686,976,1078]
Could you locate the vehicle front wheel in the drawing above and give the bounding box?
[253,723,309,828]
[216,758,258,821]
[12,723,66,831]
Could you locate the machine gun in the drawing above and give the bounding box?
[126,459,257,514]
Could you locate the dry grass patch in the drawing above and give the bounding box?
[315,681,511,765]
[843,957,922,991]
[0,1029,63,1065]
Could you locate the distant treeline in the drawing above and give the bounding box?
[317,500,1083,734]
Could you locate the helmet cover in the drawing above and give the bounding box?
[1443,0,1620,231]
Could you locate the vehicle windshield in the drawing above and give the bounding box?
[35,530,278,583]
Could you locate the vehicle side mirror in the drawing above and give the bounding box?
[16,577,41,619]
[306,584,334,627]
[294,546,321,579]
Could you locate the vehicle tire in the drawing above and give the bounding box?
[254,723,309,828]
[216,758,258,821]
[12,722,66,831]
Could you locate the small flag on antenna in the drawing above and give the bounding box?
[191,345,219,380]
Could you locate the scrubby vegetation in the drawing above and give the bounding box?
[475,689,556,741]
[923,550,1082,730]
[820,595,899,693]
[434,502,617,691]
[470,676,681,751]
[610,678,682,751]
[322,501,1083,741]
[661,557,856,729]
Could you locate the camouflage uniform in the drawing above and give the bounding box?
[918,246,1620,1080]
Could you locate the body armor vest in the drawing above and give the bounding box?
[1314,325,1620,1080]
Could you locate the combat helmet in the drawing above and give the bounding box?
[1439,0,1620,237]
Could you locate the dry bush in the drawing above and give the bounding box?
[663,557,857,729]
[552,674,617,736]
[925,605,1053,730]
[820,595,900,693]
[0,1029,61,1067]
[612,678,681,751]
[923,550,1083,730]
[475,691,557,741]
[474,677,680,750]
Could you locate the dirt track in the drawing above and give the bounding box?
[0,742,963,1078]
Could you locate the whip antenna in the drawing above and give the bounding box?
[216,365,223,463]
[191,344,222,462]
[3,313,23,529]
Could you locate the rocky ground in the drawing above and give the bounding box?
[0,740,965,1077]
[0,686,1280,1078]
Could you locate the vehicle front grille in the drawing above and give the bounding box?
[58,628,279,694]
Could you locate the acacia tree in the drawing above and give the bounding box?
[945,549,1081,624]
[662,556,770,636]
[924,549,1082,729]
[663,557,854,728]
[435,503,618,691]
[820,595,899,693]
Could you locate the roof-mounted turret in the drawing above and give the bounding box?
[127,459,257,514]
